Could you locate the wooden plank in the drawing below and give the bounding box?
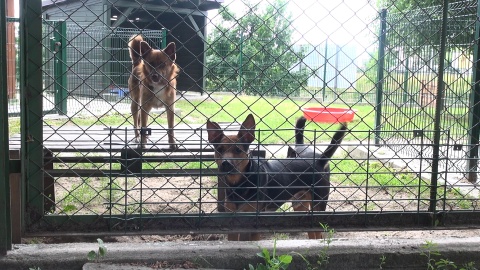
[9,150,21,244]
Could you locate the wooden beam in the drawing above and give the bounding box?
[188,14,205,41]
[112,0,208,17]
[111,7,134,28]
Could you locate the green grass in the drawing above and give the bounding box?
[331,157,423,189]
[57,176,133,215]
[8,94,377,143]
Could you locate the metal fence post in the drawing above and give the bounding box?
[53,21,67,115]
[403,57,409,104]
[238,34,243,94]
[322,39,328,101]
[161,27,167,48]
[429,0,449,217]
[0,0,12,255]
[21,0,45,220]
[374,9,387,146]
[467,0,480,184]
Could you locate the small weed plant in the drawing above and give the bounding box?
[379,254,387,269]
[295,223,335,270]
[420,240,477,270]
[87,238,107,262]
[247,239,293,270]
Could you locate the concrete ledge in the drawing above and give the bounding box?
[1,237,480,270]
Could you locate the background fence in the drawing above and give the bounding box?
[3,0,480,240]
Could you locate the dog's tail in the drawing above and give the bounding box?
[320,123,348,159]
[128,35,143,66]
[287,116,307,157]
[294,116,307,145]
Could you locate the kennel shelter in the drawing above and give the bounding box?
[42,0,222,95]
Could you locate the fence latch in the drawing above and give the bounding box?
[50,37,62,53]
[413,129,423,138]
[140,128,152,136]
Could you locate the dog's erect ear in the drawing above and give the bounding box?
[287,146,298,158]
[140,41,152,57]
[238,114,255,144]
[206,120,224,144]
[164,42,176,61]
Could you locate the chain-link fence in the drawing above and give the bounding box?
[4,0,480,238]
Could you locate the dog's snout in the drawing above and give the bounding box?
[151,73,160,82]
[220,160,234,172]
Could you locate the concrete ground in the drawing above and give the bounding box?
[1,235,480,270]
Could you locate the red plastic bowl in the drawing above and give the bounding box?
[301,107,356,123]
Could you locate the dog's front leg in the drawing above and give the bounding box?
[131,102,141,143]
[236,203,261,241]
[224,201,241,241]
[166,102,176,149]
[139,107,150,146]
[216,176,226,212]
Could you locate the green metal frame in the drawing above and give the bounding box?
[429,0,449,215]
[11,0,480,237]
[374,9,387,145]
[238,33,243,93]
[21,0,44,224]
[322,39,328,101]
[0,0,12,255]
[51,21,68,115]
[467,0,480,183]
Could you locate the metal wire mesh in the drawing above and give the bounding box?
[5,0,480,236]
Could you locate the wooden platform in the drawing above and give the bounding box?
[9,122,247,153]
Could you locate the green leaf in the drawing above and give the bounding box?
[98,246,107,257]
[87,250,97,261]
[97,238,104,247]
[261,248,271,262]
[278,254,293,264]
[257,264,268,270]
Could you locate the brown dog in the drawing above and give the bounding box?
[128,35,179,148]
[206,114,347,241]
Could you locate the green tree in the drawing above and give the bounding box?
[206,0,309,97]
[377,0,442,11]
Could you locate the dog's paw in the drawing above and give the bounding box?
[169,143,178,150]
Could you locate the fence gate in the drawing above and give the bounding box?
[376,0,480,183]
[4,0,480,240]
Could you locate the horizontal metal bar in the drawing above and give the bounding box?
[28,211,480,234]
[44,155,217,163]
[44,168,219,177]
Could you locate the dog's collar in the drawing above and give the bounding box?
[226,160,259,188]
[225,159,268,206]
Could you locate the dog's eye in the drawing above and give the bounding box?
[234,147,243,154]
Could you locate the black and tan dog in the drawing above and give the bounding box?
[128,35,179,148]
[206,114,347,241]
